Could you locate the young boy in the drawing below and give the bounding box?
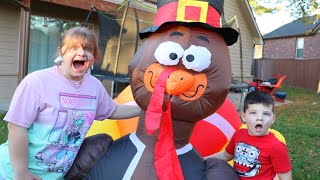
[207,91,292,180]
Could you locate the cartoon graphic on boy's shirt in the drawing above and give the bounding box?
[35,93,96,173]
[234,142,261,177]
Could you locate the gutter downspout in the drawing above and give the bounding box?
[233,17,244,82]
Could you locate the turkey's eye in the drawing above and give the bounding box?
[154,41,184,66]
[182,45,212,72]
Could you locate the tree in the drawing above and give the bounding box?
[286,0,319,19]
[248,0,279,16]
[249,0,319,20]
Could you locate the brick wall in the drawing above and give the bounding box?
[263,32,320,60]
[304,33,320,59]
[263,37,296,59]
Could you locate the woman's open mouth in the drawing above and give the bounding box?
[73,60,86,71]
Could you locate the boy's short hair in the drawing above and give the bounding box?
[243,91,274,112]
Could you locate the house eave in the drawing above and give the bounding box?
[312,24,320,33]
[243,0,263,45]
[264,27,320,40]
[3,0,31,11]
[264,33,314,40]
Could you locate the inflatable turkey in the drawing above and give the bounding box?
[66,0,240,179]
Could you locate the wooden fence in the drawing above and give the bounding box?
[254,59,320,92]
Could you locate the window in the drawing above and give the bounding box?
[28,15,87,73]
[296,37,304,59]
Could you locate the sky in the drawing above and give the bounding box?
[256,10,294,35]
[254,1,294,35]
[255,0,320,35]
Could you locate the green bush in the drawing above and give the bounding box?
[0,113,7,143]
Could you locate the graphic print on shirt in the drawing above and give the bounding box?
[35,93,96,173]
[234,142,261,177]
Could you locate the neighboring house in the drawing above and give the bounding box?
[262,15,320,59]
[253,15,320,92]
[0,0,262,111]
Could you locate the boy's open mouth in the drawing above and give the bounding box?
[255,124,262,132]
[73,60,85,70]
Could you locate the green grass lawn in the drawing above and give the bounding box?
[0,113,7,143]
[0,85,319,178]
[272,86,320,179]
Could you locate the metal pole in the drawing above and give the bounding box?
[111,0,131,98]
[84,5,95,27]
[239,27,243,82]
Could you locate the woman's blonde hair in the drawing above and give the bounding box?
[60,26,99,60]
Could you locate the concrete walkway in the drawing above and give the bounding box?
[227,92,246,113]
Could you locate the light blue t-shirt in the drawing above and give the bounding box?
[0,66,116,179]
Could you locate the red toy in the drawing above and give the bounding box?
[249,75,287,102]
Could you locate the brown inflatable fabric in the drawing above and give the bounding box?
[65,134,113,179]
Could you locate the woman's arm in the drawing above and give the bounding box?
[204,151,234,162]
[7,123,41,180]
[8,122,29,177]
[109,104,141,119]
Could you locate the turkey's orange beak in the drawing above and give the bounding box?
[144,63,207,101]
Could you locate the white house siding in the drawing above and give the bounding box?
[224,0,260,82]
[0,4,19,103]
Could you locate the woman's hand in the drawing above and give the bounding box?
[14,171,42,180]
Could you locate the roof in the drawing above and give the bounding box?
[264,15,320,39]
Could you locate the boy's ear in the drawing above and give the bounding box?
[241,112,246,123]
[271,114,276,124]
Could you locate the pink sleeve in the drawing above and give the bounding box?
[271,142,292,173]
[94,83,117,120]
[4,74,41,128]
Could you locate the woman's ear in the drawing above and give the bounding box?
[54,47,64,65]
[57,47,62,56]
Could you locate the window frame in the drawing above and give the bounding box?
[27,15,94,74]
[296,37,304,59]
